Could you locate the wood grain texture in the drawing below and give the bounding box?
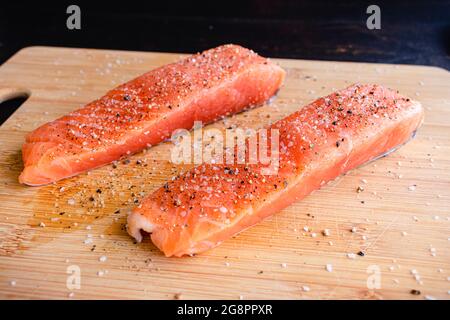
[0,46,449,300]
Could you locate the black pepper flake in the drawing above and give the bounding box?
[96,189,102,194]
[89,196,95,202]
[336,141,341,147]
[123,94,131,101]
[224,167,234,175]
[410,289,421,295]
[357,251,365,256]
[163,183,170,192]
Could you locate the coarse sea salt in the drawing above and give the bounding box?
[347,253,356,259]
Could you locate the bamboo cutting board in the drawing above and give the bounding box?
[0,46,449,300]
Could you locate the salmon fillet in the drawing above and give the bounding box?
[19,44,285,186]
[127,84,424,257]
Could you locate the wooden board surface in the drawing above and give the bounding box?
[0,46,449,300]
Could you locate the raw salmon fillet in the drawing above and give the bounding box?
[127,84,424,257]
[19,44,285,186]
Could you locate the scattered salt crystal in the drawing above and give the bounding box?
[302,285,310,292]
[97,270,104,277]
[408,185,416,191]
[99,256,107,262]
[311,233,317,238]
[39,222,46,227]
[351,226,357,233]
[401,231,407,236]
[303,226,309,232]
[281,263,287,268]
[219,206,228,213]
[67,198,76,205]
[68,292,74,298]
[10,280,16,286]
[325,264,333,272]
[433,216,439,220]
[322,229,330,236]
[224,262,230,267]
[239,295,244,300]
[84,238,93,245]
[347,253,356,259]
[424,295,436,300]
[86,225,92,230]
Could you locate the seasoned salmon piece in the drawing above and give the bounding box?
[127,84,424,257]
[19,44,285,186]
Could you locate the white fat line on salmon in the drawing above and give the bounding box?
[177,304,211,318]
[170,121,280,174]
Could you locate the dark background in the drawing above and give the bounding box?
[1,0,449,67]
[0,0,449,123]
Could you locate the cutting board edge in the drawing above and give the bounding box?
[3,45,449,76]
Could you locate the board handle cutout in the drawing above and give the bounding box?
[0,87,31,125]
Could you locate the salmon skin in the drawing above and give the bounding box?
[127,84,424,257]
[19,44,285,186]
